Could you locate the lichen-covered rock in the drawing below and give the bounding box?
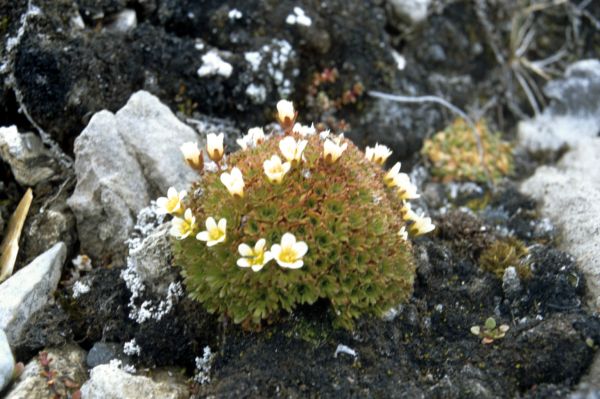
[80,364,189,399]
[0,243,65,344]
[4,345,87,399]
[67,91,200,262]
[521,138,600,309]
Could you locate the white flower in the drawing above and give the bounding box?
[394,173,420,200]
[410,215,435,236]
[276,100,296,128]
[170,209,197,240]
[220,167,245,197]
[292,123,316,137]
[156,187,186,215]
[206,133,224,162]
[383,162,401,187]
[237,127,266,149]
[398,226,408,241]
[180,141,203,171]
[279,136,308,164]
[319,129,331,140]
[237,239,274,272]
[401,203,418,221]
[323,134,348,164]
[365,143,392,165]
[196,217,227,246]
[263,155,291,184]
[271,233,308,269]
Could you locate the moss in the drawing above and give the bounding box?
[422,118,514,183]
[173,125,417,331]
[0,16,9,35]
[479,237,531,280]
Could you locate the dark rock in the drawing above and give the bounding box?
[86,342,129,368]
[509,315,594,389]
[11,304,73,362]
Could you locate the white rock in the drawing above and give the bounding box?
[68,91,200,260]
[105,9,137,33]
[0,243,66,344]
[0,329,14,392]
[388,0,431,24]
[520,138,600,309]
[80,364,189,399]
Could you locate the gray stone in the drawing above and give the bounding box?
[80,364,189,399]
[4,345,87,399]
[67,91,200,262]
[86,342,129,369]
[0,329,15,392]
[520,138,600,309]
[518,59,600,154]
[0,243,66,344]
[502,266,521,299]
[114,91,199,195]
[387,0,431,24]
[0,126,58,187]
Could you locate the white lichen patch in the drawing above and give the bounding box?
[72,281,91,299]
[286,7,312,27]
[245,83,267,104]
[108,359,136,374]
[228,8,242,20]
[244,51,263,72]
[194,346,215,385]
[197,50,233,78]
[123,339,141,356]
[121,203,183,323]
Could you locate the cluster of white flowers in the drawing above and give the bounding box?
[159,99,434,276]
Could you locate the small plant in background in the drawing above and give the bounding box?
[479,237,532,280]
[470,317,510,344]
[162,100,435,330]
[422,118,513,183]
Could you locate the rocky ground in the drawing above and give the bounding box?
[0,0,599,398]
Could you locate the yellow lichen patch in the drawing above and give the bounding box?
[422,118,514,183]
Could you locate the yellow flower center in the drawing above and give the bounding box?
[208,227,223,241]
[279,247,297,263]
[249,251,265,266]
[167,197,180,212]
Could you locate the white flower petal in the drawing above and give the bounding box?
[255,239,266,252]
[281,232,296,248]
[237,258,251,267]
[270,244,281,257]
[196,231,209,241]
[293,241,308,257]
[238,243,253,257]
[218,218,227,231]
[167,187,177,198]
[206,217,217,231]
[251,264,265,272]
